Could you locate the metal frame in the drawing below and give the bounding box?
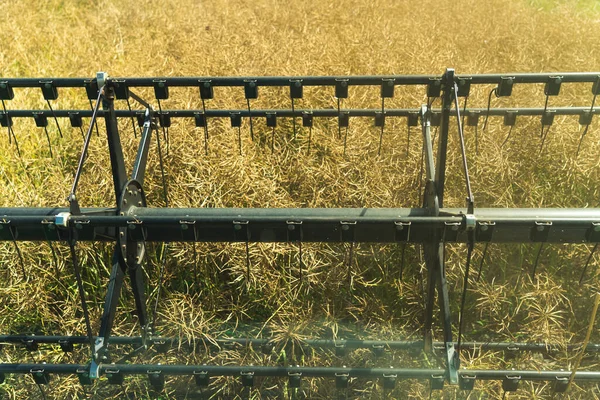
[0,69,599,395]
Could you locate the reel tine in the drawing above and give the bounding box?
[531,243,545,279]
[43,126,53,158]
[156,99,169,156]
[579,243,598,285]
[40,81,63,139]
[501,111,517,147]
[575,78,598,157]
[199,81,213,153]
[1,101,21,157]
[476,242,489,282]
[33,113,53,157]
[266,112,277,154]
[378,79,394,156]
[154,120,170,207]
[335,79,348,140]
[302,111,313,155]
[339,112,349,156]
[290,79,303,139]
[244,80,257,142]
[539,111,555,154]
[231,112,242,155]
[399,243,406,281]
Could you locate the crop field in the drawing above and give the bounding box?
[0,0,599,398]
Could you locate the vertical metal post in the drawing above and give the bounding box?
[421,67,459,386]
[93,76,131,375]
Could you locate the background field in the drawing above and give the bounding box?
[0,0,600,398]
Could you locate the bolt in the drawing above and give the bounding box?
[594,225,600,232]
[204,82,210,88]
[158,82,165,88]
[120,232,125,237]
[288,225,295,231]
[480,225,488,232]
[537,225,545,232]
[341,225,349,231]
[234,224,242,231]
[395,224,403,231]
[128,190,133,195]
[138,201,143,206]
[181,224,189,230]
[123,199,128,205]
[45,83,52,89]
[294,80,301,87]
[452,225,459,231]
[249,81,256,88]
[120,212,124,216]
[341,80,348,87]
[387,80,393,87]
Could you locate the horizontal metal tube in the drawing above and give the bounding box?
[0,207,598,243]
[3,107,599,119]
[2,335,599,352]
[3,72,599,88]
[1,363,600,382]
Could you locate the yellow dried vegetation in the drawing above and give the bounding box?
[0,0,599,398]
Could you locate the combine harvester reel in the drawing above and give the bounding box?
[0,69,599,398]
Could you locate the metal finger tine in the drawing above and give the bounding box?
[579,243,598,285]
[400,243,406,281]
[247,99,254,142]
[89,100,100,137]
[201,99,210,155]
[192,241,199,287]
[154,123,169,207]
[157,99,169,156]
[0,99,8,145]
[245,240,250,288]
[1,100,20,156]
[457,241,474,353]
[482,88,497,131]
[291,97,297,139]
[477,242,489,282]
[43,126,53,158]
[46,100,63,138]
[502,125,514,147]
[347,243,354,290]
[378,98,385,156]
[532,242,545,279]
[540,95,549,137]
[244,80,257,142]
[9,231,26,280]
[271,126,276,153]
[299,241,303,283]
[68,231,95,360]
[539,125,550,153]
[337,98,342,139]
